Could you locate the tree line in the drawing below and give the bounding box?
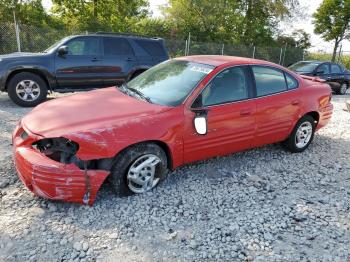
[0,0,349,61]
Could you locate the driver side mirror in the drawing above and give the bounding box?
[194,116,207,135]
[193,109,208,135]
[57,45,68,56]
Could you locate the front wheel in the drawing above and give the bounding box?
[108,143,168,197]
[7,72,48,107]
[283,115,316,153]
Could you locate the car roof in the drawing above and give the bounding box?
[297,60,331,64]
[68,33,164,42]
[175,55,281,67]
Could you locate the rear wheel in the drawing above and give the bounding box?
[283,115,316,153]
[108,143,168,197]
[7,72,48,107]
[337,82,348,95]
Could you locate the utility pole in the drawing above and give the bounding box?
[13,10,21,52]
[187,32,191,56]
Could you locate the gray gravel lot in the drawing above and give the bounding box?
[0,91,350,262]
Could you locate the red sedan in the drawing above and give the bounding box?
[12,56,333,205]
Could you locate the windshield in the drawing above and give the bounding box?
[289,62,320,73]
[127,60,214,106]
[43,36,72,53]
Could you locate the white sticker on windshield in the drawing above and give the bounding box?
[190,66,213,74]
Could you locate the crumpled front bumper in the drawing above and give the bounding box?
[12,124,109,205]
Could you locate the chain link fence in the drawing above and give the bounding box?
[0,22,304,66]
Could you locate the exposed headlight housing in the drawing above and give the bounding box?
[33,137,79,164]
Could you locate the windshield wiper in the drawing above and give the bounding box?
[121,83,152,103]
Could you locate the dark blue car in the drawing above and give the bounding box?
[0,33,169,107]
[289,60,350,95]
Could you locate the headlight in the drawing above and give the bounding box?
[33,137,79,164]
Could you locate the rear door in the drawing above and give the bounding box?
[251,66,301,147]
[133,39,169,64]
[55,36,104,89]
[183,66,256,163]
[330,63,344,82]
[101,37,138,86]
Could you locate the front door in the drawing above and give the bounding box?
[55,36,104,89]
[250,65,302,147]
[183,66,256,163]
[315,63,330,81]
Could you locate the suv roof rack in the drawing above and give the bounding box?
[94,32,162,40]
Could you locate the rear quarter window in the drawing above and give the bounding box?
[285,73,298,90]
[134,39,167,56]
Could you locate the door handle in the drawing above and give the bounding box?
[240,109,252,116]
[291,100,300,106]
[91,58,100,62]
[126,57,134,61]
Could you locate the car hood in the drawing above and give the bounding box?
[0,52,45,60]
[293,71,313,76]
[22,87,172,137]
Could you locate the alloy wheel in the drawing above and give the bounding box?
[295,122,313,149]
[340,83,347,95]
[127,154,161,194]
[15,80,41,101]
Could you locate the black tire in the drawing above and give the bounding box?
[108,143,168,197]
[283,115,316,153]
[336,82,348,95]
[7,72,48,107]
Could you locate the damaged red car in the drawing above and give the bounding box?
[12,56,333,205]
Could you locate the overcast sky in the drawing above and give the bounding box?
[42,0,350,53]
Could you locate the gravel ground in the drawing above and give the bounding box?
[0,91,350,262]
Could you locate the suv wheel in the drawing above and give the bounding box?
[283,115,316,153]
[7,72,48,107]
[338,82,348,95]
[108,143,168,197]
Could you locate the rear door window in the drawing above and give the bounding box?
[252,66,288,97]
[103,37,134,56]
[134,39,167,56]
[331,64,342,74]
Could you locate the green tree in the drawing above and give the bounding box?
[276,30,311,49]
[163,0,243,42]
[163,0,300,45]
[241,0,299,45]
[51,0,149,32]
[313,0,350,62]
[0,0,52,26]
